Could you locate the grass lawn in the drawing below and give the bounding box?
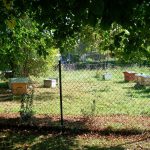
[0,129,150,150]
[0,66,150,149]
[61,66,150,116]
[1,66,149,116]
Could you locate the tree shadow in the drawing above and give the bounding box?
[115,81,127,84]
[121,84,150,99]
[0,129,125,150]
[133,86,150,99]
[0,114,149,150]
[34,91,58,102]
[83,145,124,150]
[1,128,149,150]
[30,134,79,150]
[0,114,149,135]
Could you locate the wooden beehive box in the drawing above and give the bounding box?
[44,79,56,88]
[11,83,28,95]
[10,78,29,95]
[103,73,112,80]
[123,71,136,82]
[141,76,150,86]
[135,74,145,85]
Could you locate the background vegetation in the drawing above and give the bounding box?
[0,0,150,76]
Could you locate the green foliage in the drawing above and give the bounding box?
[60,24,114,56]
[22,47,59,77]
[0,14,58,76]
[0,0,150,65]
[112,1,150,63]
[77,25,103,53]
[0,0,148,40]
[20,93,34,122]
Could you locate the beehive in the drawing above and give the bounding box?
[141,76,150,86]
[123,71,136,82]
[10,78,29,95]
[11,82,28,95]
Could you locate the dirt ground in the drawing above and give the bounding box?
[0,111,150,150]
[0,113,149,133]
[0,113,150,150]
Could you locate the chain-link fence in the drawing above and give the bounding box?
[0,65,60,127]
[62,63,150,116]
[0,61,150,131]
[61,62,150,130]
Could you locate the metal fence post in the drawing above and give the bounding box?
[59,60,64,127]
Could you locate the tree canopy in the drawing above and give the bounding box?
[0,13,58,76]
[1,0,149,38]
[1,0,150,66]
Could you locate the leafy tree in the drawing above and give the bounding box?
[0,0,150,62]
[0,0,147,38]
[60,23,120,57]
[0,14,57,76]
[112,1,150,63]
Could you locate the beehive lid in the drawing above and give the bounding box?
[140,75,148,78]
[9,78,29,83]
[135,73,145,77]
[127,71,136,73]
[144,75,150,78]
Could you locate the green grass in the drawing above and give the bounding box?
[0,67,150,116]
[0,67,150,149]
[0,129,149,150]
[60,67,150,116]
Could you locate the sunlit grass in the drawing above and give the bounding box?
[0,67,150,116]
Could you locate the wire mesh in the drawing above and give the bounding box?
[0,61,150,131]
[61,63,150,116]
[61,62,150,130]
[0,66,60,127]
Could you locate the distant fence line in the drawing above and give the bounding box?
[62,62,150,71]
